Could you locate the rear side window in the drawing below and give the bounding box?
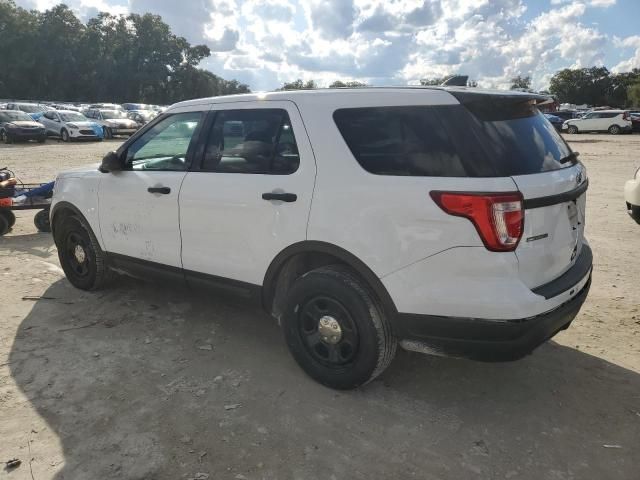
[202,109,299,175]
[334,103,573,177]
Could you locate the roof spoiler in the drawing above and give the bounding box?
[447,89,552,106]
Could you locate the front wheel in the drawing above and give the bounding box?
[54,215,109,290]
[567,125,579,134]
[281,265,396,390]
[608,125,621,135]
[103,127,113,139]
[60,129,70,142]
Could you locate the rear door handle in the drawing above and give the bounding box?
[262,192,297,202]
[147,186,171,194]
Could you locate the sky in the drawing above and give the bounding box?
[14,0,640,91]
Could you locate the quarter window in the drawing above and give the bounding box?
[202,109,300,174]
[124,112,203,171]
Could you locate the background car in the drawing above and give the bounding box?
[126,109,157,127]
[0,110,46,143]
[544,113,563,131]
[122,103,152,111]
[625,166,640,223]
[5,102,54,120]
[87,103,124,111]
[630,113,640,133]
[552,110,578,122]
[562,110,632,134]
[39,110,103,142]
[84,108,138,138]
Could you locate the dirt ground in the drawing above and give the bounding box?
[1,135,639,480]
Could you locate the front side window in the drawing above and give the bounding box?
[125,112,203,171]
[202,109,300,174]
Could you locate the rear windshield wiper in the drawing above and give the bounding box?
[559,151,580,164]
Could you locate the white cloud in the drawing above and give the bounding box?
[11,0,629,91]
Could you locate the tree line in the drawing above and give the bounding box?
[0,1,250,104]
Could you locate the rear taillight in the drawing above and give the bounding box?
[430,191,524,252]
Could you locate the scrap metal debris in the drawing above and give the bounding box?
[224,403,241,411]
[4,458,21,469]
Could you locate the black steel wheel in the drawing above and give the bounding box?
[34,209,51,232]
[299,296,360,367]
[282,265,396,389]
[1,209,16,228]
[54,215,109,290]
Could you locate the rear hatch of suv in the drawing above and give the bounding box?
[448,91,589,291]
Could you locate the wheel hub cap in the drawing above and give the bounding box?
[318,315,342,344]
[74,244,86,263]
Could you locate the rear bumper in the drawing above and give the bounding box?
[396,274,591,361]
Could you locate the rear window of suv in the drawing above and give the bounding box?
[333,101,574,177]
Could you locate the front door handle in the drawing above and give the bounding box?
[262,192,297,202]
[148,186,171,194]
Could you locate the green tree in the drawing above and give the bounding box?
[329,80,367,88]
[420,77,445,86]
[628,83,640,108]
[0,1,249,102]
[510,75,531,90]
[279,79,318,90]
[549,67,613,106]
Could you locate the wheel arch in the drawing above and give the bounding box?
[262,241,398,323]
[51,201,95,239]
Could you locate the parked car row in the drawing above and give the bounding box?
[0,100,167,143]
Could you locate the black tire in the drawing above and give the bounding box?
[38,136,46,143]
[567,125,579,134]
[54,214,109,290]
[34,209,51,232]
[608,125,621,135]
[2,129,12,144]
[103,127,113,139]
[61,128,70,142]
[0,214,9,236]
[629,205,640,224]
[281,265,396,390]
[1,209,16,228]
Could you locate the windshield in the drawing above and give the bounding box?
[60,112,88,122]
[102,110,127,119]
[18,104,43,113]
[0,111,33,122]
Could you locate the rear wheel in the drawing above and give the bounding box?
[38,136,46,143]
[54,214,109,290]
[608,125,621,135]
[34,209,51,232]
[281,265,396,389]
[567,125,579,134]
[1,209,16,228]
[0,213,9,236]
[103,127,113,139]
[61,128,70,142]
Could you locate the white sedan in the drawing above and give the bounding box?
[625,167,640,223]
[39,110,104,142]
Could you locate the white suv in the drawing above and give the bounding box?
[50,88,592,389]
[562,109,632,134]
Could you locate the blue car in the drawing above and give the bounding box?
[544,113,563,131]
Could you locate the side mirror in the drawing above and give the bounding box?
[99,151,123,173]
